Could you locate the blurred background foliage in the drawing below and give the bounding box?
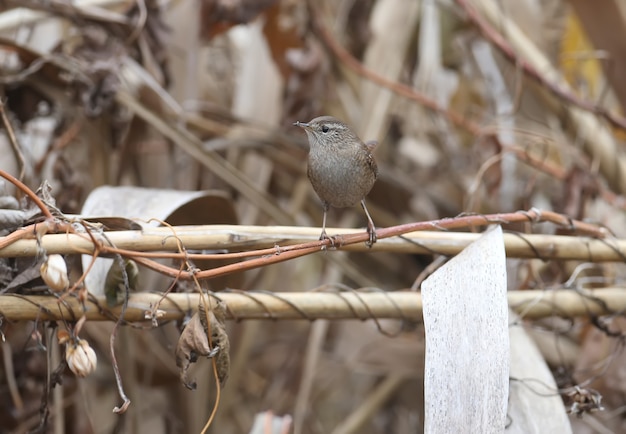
[1,0,626,432]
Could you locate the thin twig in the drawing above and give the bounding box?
[197,290,221,434]
[309,6,481,136]
[115,89,293,225]
[110,329,131,413]
[0,99,25,182]
[309,3,626,199]
[455,0,626,132]
[0,169,54,219]
[35,120,81,173]
[110,254,132,414]
[1,341,23,411]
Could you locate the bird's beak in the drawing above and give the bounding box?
[293,121,310,129]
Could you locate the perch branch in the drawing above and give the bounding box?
[0,210,621,276]
[0,289,624,322]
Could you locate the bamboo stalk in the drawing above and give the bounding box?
[0,288,624,322]
[0,225,624,260]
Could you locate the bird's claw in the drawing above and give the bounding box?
[319,230,336,248]
[365,225,377,248]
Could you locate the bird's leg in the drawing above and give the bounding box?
[361,199,377,247]
[320,203,329,240]
[319,203,336,247]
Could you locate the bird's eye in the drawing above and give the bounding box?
[321,125,329,133]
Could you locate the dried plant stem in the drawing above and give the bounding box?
[0,0,132,32]
[311,2,626,196]
[115,90,292,225]
[456,0,626,193]
[0,99,25,181]
[0,169,54,219]
[1,288,624,322]
[110,253,132,414]
[455,0,626,132]
[1,341,23,411]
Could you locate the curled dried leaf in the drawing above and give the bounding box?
[175,300,230,390]
[104,258,139,307]
[57,329,70,345]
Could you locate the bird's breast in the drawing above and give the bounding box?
[307,148,377,208]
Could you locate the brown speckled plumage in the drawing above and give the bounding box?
[294,116,378,246]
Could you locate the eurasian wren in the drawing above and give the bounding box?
[294,116,378,246]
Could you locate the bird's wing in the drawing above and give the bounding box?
[364,140,378,151]
[365,149,378,179]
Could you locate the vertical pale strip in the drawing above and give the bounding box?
[471,40,517,211]
[230,20,283,126]
[422,225,509,433]
[413,0,440,94]
[507,311,572,433]
[230,21,282,221]
[359,0,421,140]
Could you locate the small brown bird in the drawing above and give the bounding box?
[294,116,378,246]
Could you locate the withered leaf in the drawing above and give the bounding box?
[175,300,230,390]
[104,258,139,307]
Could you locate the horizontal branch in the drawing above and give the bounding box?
[0,223,623,261]
[1,288,624,322]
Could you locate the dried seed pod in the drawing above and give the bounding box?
[200,300,230,388]
[176,300,230,390]
[65,338,97,378]
[40,254,69,292]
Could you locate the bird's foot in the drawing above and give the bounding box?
[365,224,377,248]
[319,229,336,248]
